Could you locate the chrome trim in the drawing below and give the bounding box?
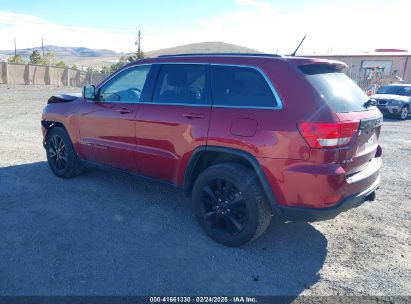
[147,102,209,107]
[97,62,284,110]
[211,105,278,110]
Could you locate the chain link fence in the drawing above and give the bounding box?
[346,72,404,95]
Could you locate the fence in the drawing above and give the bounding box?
[0,62,107,87]
[346,72,404,95]
[0,62,405,93]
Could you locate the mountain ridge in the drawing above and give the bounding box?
[0,41,264,68]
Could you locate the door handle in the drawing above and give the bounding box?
[182,113,204,119]
[117,108,132,114]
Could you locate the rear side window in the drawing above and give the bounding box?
[211,65,278,108]
[300,67,370,112]
[152,64,206,105]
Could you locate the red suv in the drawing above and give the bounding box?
[41,53,382,246]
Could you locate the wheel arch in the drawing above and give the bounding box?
[41,120,79,154]
[183,146,280,214]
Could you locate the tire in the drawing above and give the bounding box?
[398,106,409,120]
[45,127,84,178]
[192,163,272,247]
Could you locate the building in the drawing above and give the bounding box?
[307,50,411,83]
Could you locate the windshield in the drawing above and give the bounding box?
[376,85,411,96]
[304,72,370,113]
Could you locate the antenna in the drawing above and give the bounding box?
[290,35,306,56]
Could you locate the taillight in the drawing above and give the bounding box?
[298,121,360,148]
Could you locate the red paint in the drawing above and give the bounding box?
[42,54,382,210]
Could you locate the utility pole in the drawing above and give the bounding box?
[135,30,142,55]
[42,38,44,57]
[14,37,17,56]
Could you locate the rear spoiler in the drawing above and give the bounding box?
[286,57,348,74]
[298,62,348,75]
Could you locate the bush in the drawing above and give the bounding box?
[7,55,24,64]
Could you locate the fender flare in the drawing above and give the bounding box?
[184,146,281,214]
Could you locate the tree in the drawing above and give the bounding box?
[29,50,42,64]
[41,52,56,65]
[100,56,128,74]
[100,65,111,75]
[7,54,24,64]
[128,50,145,62]
[71,65,78,70]
[54,61,67,68]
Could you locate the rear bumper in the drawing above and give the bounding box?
[278,174,380,222]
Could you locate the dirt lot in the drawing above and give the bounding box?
[0,84,410,296]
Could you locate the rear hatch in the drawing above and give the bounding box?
[299,64,382,176]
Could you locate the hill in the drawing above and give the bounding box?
[145,41,262,57]
[0,42,263,69]
[0,45,119,57]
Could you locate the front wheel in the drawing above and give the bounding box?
[45,127,84,178]
[192,163,272,247]
[398,106,409,120]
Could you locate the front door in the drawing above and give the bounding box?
[78,65,152,172]
[134,63,211,184]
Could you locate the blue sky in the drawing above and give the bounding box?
[0,0,409,54]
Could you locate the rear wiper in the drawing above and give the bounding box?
[363,99,377,108]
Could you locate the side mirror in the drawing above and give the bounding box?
[83,85,96,101]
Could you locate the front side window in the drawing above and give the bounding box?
[98,65,151,103]
[152,64,206,105]
[211,65,278,108]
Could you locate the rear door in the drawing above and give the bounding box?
[207,64,283,158]
[134,63,211,184]
[77,65,151,172]
[303,69,382,175]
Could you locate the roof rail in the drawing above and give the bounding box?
[157,53,281,58]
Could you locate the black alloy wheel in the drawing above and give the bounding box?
[192,163,272,247]
[199,178,248,236]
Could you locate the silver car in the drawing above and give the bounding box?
[371,84,411,120]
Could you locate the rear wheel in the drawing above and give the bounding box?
[398,106,409,120]
[45,127,84,178]
[192,163,272,247]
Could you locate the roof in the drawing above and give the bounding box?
[125,53,348,71]
[158,53,281,58]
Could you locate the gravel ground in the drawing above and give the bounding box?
[0,84,410,296]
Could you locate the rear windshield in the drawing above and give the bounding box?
[301,70,370,113]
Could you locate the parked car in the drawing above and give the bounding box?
[41,53,383,246]
[371,84,411,120]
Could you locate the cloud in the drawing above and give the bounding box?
[194,0,411,54]
[0,11,136,52]
[1,0,410,54]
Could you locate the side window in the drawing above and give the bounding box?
[98,65,151,103]
[211,65,278,108]
[152,64,206,104]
